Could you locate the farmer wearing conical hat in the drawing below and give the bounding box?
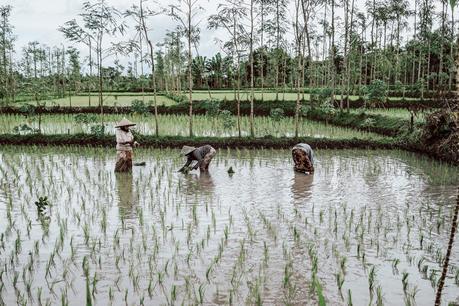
[115,118,139,172]
[292,143,314,174]
[178,145,217,173]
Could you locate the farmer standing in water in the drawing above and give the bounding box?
[292,143,314,174]
[178,145,217,173]
[115,118,139,172]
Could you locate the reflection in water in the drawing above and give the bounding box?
[115,172,137,219]
[291,172,314,201]
[182,172,215,196]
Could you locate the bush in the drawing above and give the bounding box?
[131,99,149,116]
[12,124,37,134]
[219,110,236,130]
[202,99,221,116]
[361,118,376,131]
[270,108,285,122]
[19,103,36,116]
[365,79,387,106]
[318,88,333,103]
[318,100,335,117]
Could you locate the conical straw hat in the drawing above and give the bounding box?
[115,118,136,128]
[180,145,196,156]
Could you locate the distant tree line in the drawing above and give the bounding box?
[0,0,458,137]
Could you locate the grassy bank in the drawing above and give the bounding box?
[0,133,394,150]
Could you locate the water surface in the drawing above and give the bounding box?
[0,147,457,305]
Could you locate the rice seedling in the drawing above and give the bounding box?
[0,147,457,305]
[0,113,385,140]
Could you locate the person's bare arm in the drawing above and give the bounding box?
[178,156,193,172]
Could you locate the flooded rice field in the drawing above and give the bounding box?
[0,147,458,305]
[0,114,384,140]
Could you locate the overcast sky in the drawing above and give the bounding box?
[5,0,225,55]
[3,0,439,72]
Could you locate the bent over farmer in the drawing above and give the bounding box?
[178,145,217,173]
[292,143,314,174]
[115,118,139,172]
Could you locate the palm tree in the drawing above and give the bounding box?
[206,53,224,88]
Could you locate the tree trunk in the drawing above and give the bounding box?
[260,0,264,102]
[275,0,280,101]
[140,0,159,137]
[249,0,255,137]
[434,187,459,306]
[234,16,241,138]
[331,0,336,104]
[187,3,193,137]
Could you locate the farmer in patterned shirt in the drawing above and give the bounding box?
[291,143,314,174]
[178,145,217,173]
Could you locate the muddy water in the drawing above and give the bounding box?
[0,147,458,305]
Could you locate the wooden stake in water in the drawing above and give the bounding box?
[435,186,459,306]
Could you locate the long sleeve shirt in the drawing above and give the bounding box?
[292,143,314,165]
[116,129,134,151]
[182,145,213,169]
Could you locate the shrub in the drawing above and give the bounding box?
[19,103,36,116]
[131,99,149,116]
[361,118,376,131]
[365,79,387,106]
[202,99,221,116]
[270,108,285,122]
[219,110,235,130]
[318,88,333,103]
[12,124,37,134]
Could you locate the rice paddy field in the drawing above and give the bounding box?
[350,108,429,123]
[0,147,458,305]
[0,114,386,140]
[13,90,416,107]
[165,90,416,102]
[15,94,176,107]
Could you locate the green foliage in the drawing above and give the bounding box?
[365,80,387,106]
[219,110,235,130]
[19,103,36,116]
[318,88,333,103]
[12,124,38,134]
[300,105,311,117]
[35,196,50,214]
[74,114,97,125]
[317,100,336,119]
[361,118,376,131]
[165,92,188,104]
[90,124,105,136]
[131,99,149,116]
[270,108,285,122]
[202,99,221,116]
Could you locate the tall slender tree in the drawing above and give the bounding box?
[170,0,204,137]
[60,0,125,121]
[208,0,248,138]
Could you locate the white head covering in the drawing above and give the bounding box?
[115,118,136,128]
[180,145,196,156]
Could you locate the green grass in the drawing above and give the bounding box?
[0,113,385,140]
